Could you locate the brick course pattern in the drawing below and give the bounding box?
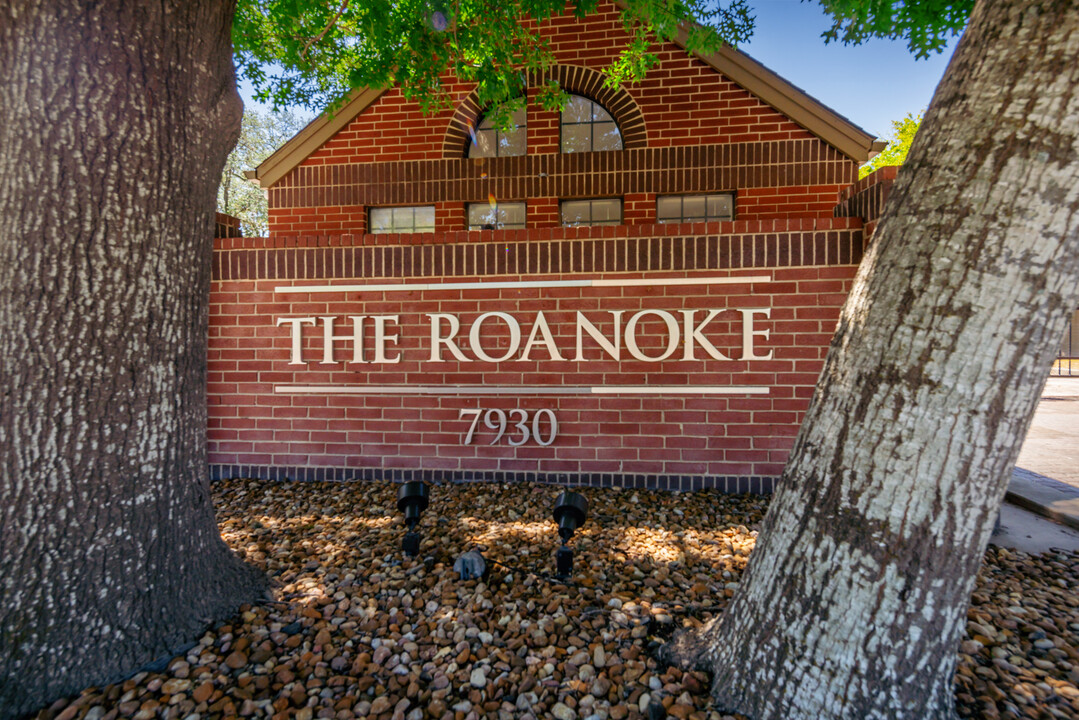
[208,219,863,491]
[268,142,854,234]
[215,212,242,238]
[293,8,816,166]
[834,166,899,237]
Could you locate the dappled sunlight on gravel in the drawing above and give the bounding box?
[29,480,1079,720]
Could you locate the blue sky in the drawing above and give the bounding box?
[238,1,963,142]
[741,1,960,137]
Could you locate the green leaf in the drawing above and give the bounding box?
[817,0,971,59]
[234,0,756,129]
[859,110,922,178]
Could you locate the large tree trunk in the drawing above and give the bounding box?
[661,2,1079,718]
[0,1,267,714]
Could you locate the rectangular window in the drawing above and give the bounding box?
[561,198,622,227]
[656,193,735,223]
[370,206,436,234]
[468,201,526,230]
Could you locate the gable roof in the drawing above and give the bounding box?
[248,33,884,189]
[693,44,885,163]
[245,87,385,188]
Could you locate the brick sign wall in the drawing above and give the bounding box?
[208,218,864,491]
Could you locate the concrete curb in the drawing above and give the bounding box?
[1006,467,1079,532]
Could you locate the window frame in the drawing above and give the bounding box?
[467,201,527,230]
[655,193,736,224]
[560,198,623,227]
[559,94,623,154]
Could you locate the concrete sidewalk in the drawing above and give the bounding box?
[1006,376,1079,535]
[1007,467,1079,532]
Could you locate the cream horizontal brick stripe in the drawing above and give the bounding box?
[274,275,772,294]
[273,385,770,395]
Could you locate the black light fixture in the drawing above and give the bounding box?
[397,481,430,557]
[552,490,588,578]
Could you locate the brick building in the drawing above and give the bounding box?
[209,4,897,491]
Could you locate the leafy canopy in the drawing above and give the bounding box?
[233,1,968,130]
[233,0,754,127]
[859,110,921,178]
[818,0,970,58]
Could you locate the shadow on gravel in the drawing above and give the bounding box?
[27,479,1079,720]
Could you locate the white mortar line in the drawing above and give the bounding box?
[273,385,770,395]
[273,275,772,294]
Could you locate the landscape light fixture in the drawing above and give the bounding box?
[552,490,588,578]
[397,481,430,557]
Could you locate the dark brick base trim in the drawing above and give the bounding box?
[208,464,777,494]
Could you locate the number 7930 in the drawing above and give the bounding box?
[459,408,558,446]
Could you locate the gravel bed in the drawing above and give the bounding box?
[30,479,1079,720]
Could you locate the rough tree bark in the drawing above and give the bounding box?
[0,1,267,714]
[661,2,1079,718]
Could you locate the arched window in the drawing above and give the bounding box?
[468,107,526,158]
[561,95,623,153]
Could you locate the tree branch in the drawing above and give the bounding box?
[299,0,350,61]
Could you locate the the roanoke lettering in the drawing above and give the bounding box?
[277,315,403,365]
[276,309,772,365]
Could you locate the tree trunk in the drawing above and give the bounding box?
[661,2,1079,718]
[0,1,267,714]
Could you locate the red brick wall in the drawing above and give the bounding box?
[208,218,863,491]
[268,142,857,235]
[298,6,810,166]
[834,166,899,239]
[215,212,243,238]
